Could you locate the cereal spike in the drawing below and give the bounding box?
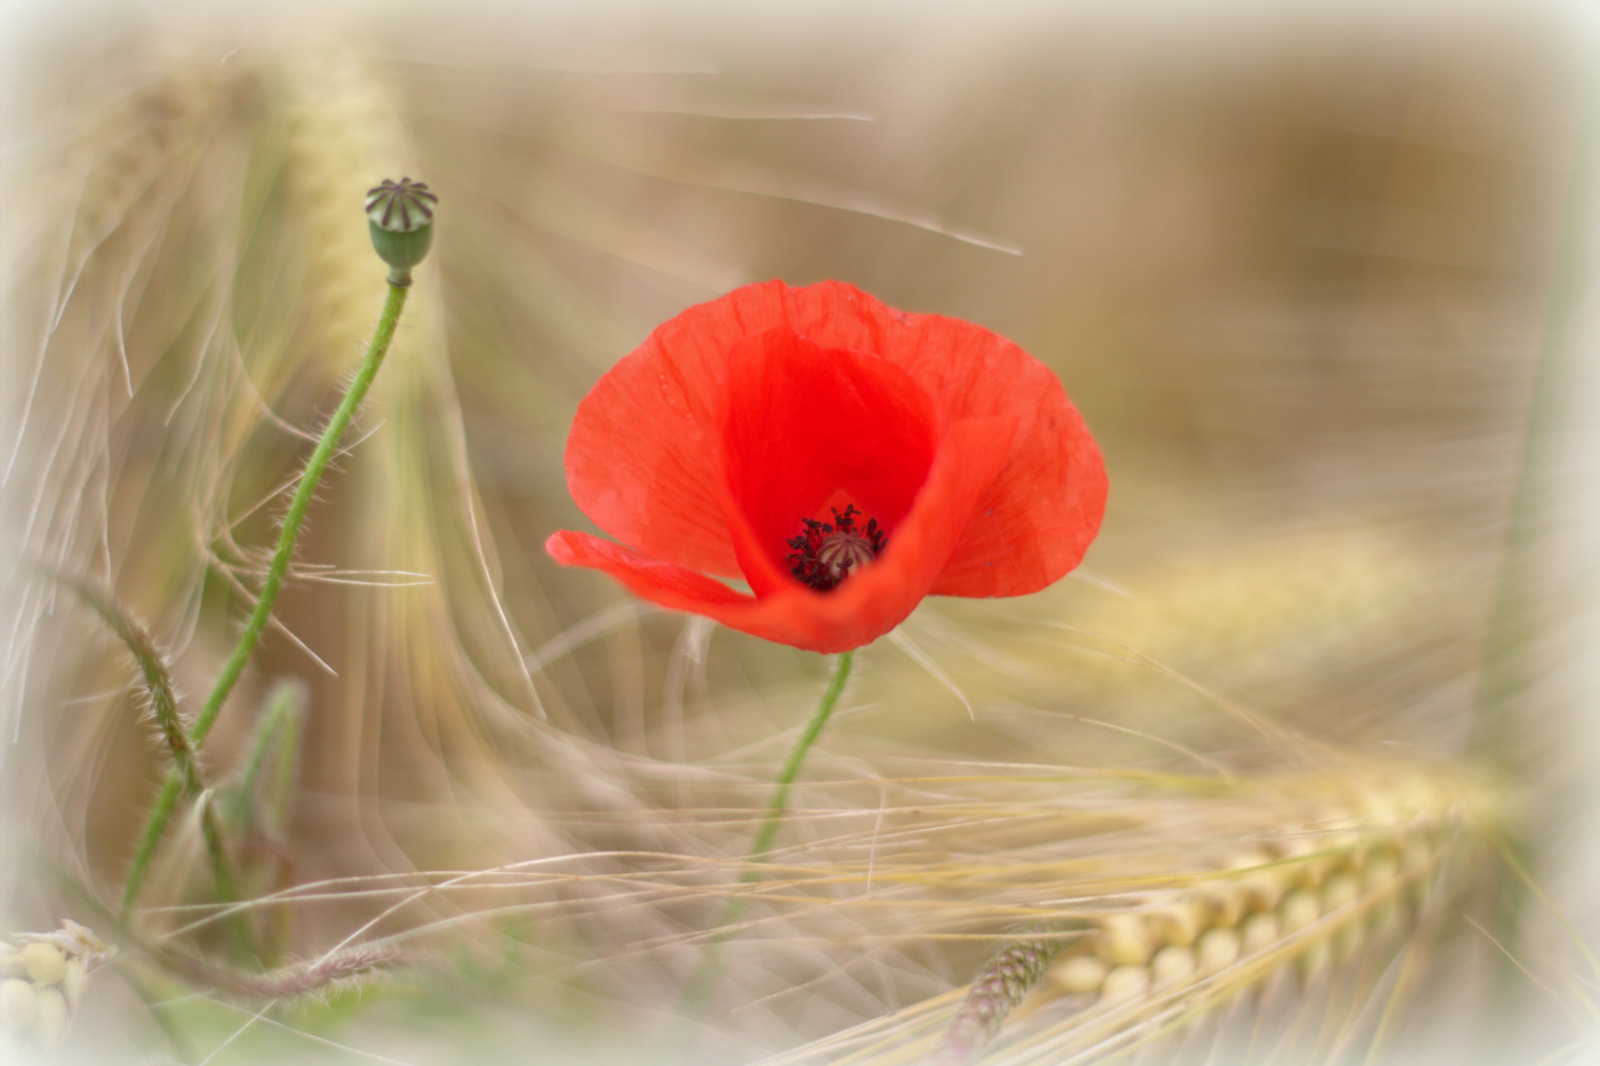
[915,765,1493,1065]
[933,929,1066,1065]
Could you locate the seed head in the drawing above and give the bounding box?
[365,177,437,282]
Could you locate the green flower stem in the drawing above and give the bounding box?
[120,279,411,917]
[121,775,181,918]
[743,649,853,870]
[193,279,409,749]
[680,649,854,1014]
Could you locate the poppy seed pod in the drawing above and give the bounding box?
[365,177,436,282]
[547,280,1107,652]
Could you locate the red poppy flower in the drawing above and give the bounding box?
[545,280,1107,653]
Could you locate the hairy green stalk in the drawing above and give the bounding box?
[121,775,182,918]
[40,567,244,907]
[194,279,409,748]
[41,569,202,799]
[120,280,412,917]
[679,650,854,1014]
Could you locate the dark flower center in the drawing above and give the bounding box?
[787,505,888,592]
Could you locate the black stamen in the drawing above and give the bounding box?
[787,505,888,592]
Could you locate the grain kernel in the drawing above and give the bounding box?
[1280,889,1320,934]
[1323,873,1359,913]
[1224,849,1284,911]
[0,979,36,1031]
[1200,884,1246,928]
[1241,912,1279,956]
[1049,954,1108,995]
[1097,914,1153,966]
[1196,927,1240,975]
[1099,964,1150,1005]
[1150,900,1203,947]
[22,943,66,986]
[1151,945,1196,989]
[1277,837,1330,887]
[32,986,67,1050]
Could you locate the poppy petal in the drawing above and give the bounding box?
[781,416,1015,648]
[927,382,1106,597]
[555,279,1105,650]
[560,280,938,576]
[545,530,754,613]
[793,288,1106,596]
[717,328,937,595]
[562,337,740,579]
[547,416,1012,652]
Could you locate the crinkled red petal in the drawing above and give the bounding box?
[718,328,936,595]
[547,418,1012,653]
[561,280,1105,598]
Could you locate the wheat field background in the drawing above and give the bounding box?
[2,3,1598,1064]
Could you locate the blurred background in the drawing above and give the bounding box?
[2,2,1597,1063]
